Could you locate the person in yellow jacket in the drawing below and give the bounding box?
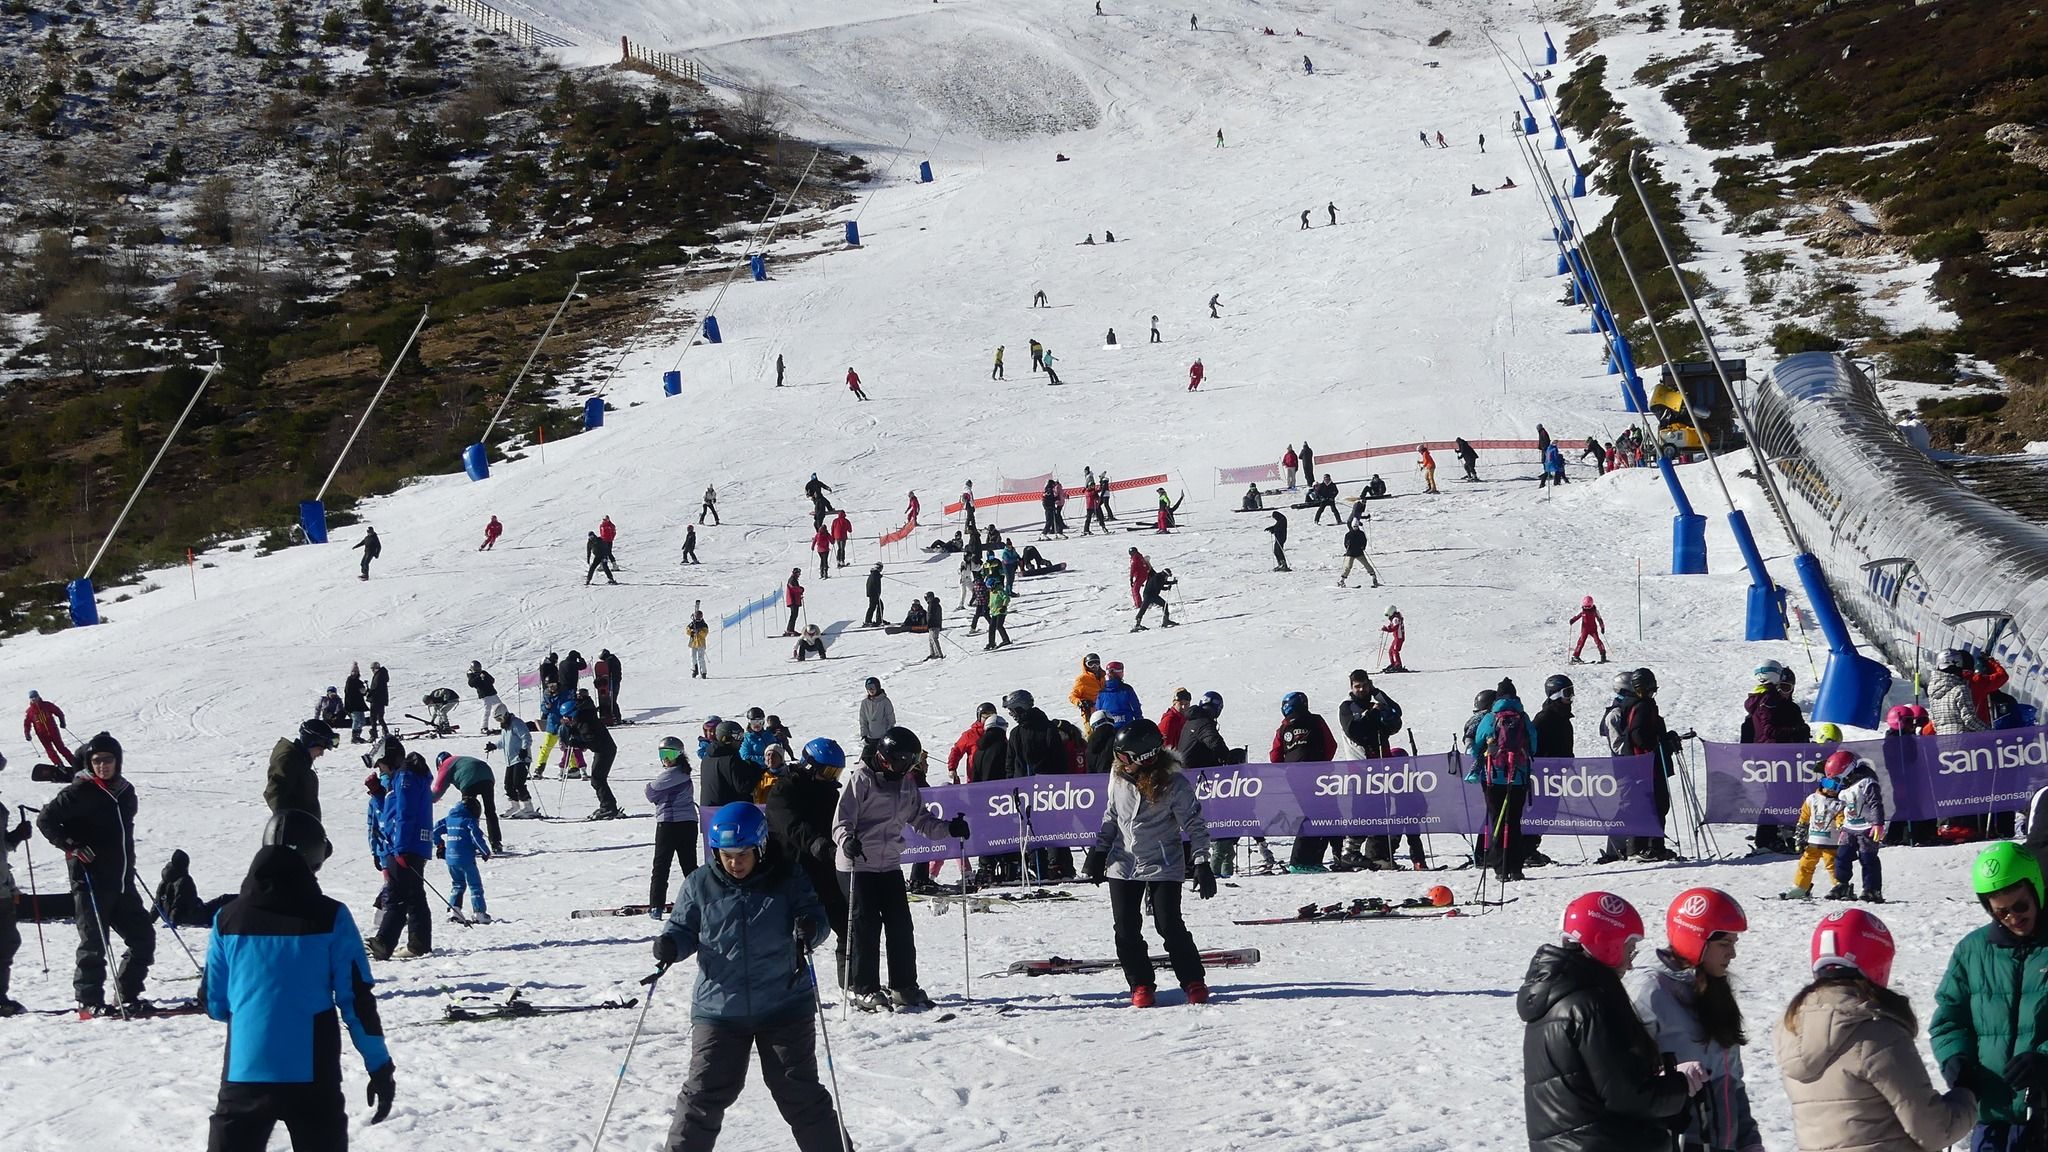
[687,609,710,680]
[1070,653,1106,729]
[1784,775,1844,900]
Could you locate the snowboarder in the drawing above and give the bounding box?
[584,532,617,585]
[862,564,886,628]
[1381,606,1407,672]
[1266,510,1290,571]
[467,661,502,734]
[1042,347,1062,385]
[23,690,73,769]
[1215,128,1224,147]
[833,729,968,1011]
[992,345,1005,380]
[1188,359,1204,391]
[1298,441,1315,482]
[1479,132,1486,153]
[846,367,868,401]
[1241,484,1264,511]
[1190,13,1197,29]
[651,803,844,1149]
[1133,568,1177,630]
[353,526,381,580]
[699,485,719,525]
[1327,202,1337,225]
[687,609,710,679]
[1570,596,1608,663]
[1150,315,1161,343]
[1455,436,1479,481]
[783,570,804,637]
[479,515,502,550]
[1302,55,1313,74]
[1104,327,1116,346]
[1082,719,1214,1007]
[203,810,396,1144]
[1032,290,1049,308]
[1520,892,1699,1151]
[775,353,785,387]
[38,732,156,1014]
[1299,209,1310,230]
[1339,524,1380,588]
[1208,293,1222,318]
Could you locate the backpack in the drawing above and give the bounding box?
[1486,707,1532,782]
[1600,698,1635,756]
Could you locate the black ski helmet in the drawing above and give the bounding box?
[1002,689,1035,712]
[1632,667,1659,695]
[264,808,333,873]
[299,718,338,751]
[1114,718,1165,761]
[1472,690,1498,713]
[1543,674,1574,699]
[871,727,923,777]
[715,720,744,747]
[371,735,405,770]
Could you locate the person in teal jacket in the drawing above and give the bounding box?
[652,803,842,1152]
[1931,842,2048,1151]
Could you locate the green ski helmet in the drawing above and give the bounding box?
[1972,842,2044,907]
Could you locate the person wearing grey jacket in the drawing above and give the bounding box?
[1083,719,1215,1007]
[856,678,897,756]
[831,727,967,1012]
[646,737,701,915]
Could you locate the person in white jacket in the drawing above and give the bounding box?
[832,727,966,1013]
[1629,887,1762,1152]
[1083,718,1215,1008]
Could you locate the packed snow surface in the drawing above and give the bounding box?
[2,2,1982,1150]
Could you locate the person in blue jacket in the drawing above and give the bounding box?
[432,796,492,923]
[652,803,843,1152]
[695,715,724,763]
[1095,661,1144,729]
[1540,442,1570,488]
[369,742,434,961]
[204,809,395,1150]
[1470,678,1538,881]
[738,708,776,768]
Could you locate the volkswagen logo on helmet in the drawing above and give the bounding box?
[1598,894,1626,916]
[1678,893,1710,919]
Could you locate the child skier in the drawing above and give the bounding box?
[646,737,700,917]
[433,795,491,923]
[1381,606,1408,672]
[832,728,969,1011]
[1827,751,1885,902]
[1570,596,1608,663]
[1783,775,1844,900]
[1082,718,1215,1007]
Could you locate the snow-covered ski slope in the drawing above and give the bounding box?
[3,2,1985,1150]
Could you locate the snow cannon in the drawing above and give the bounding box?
[582,396,605,430]
[1568,151,1587,198]
[663,371,681,397]
[67,578,99,627]
[299,500,331,542]
[749,254,766,281]
[1551,118,1567,150]
[1544,30,1558,65]
[844,221,861,247]
[462,445,489,482]
[919,160,933,183]
[1520,96,1538,137]
[702,315,722,344]
[1796,553,1893,728]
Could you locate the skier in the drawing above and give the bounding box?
[479,515,502,551]
[1417,445,1439,493]
[775,353,785,387]
[906,491,921,525]
[24,689,74,769]
[681,524,699,564]
[1299,209,1310,230]
[809,525,831,580]
[37,732,156,1014]
[1381,606,1407,672]
[1098,470,1118,519]
[266,719,336,820]
[352,526,380,580]
[203,810,396,1147]
[1308,475,1340,524]
[1339,523,1380,587]
[846,367,868,401]
[1780,908,1972,1152]
[1520,892,1700,1152]
[1152,488,1175,532]
[1338,671,1414,870]
[571,690,621,819]
[431,751,500,853]
[584,532,617,585]
[1626,887,1759,1152]
[1435,130,1448,148]
[365,740,432,961]
[1083,718,1214,1007]
[1042,346,1062,385]
[1082,481,1107,534]
[598,515,617,549]
[982,580,1010,650]
[833,729,968,1011]
[650,803,845,1150]
[366,661,390,741]
[1133,568,1177,630]
[1071,654,1107,724]
[433,795,492,922]
[645,737,700,916]
[1266,510,1290,571]
[1472,678,1537,881]
[1419,130,1429,147]
[1275,693,1339,872]
[484,705,536,819]
[1327,201,1337,225]
[1096,662,1143,729]
[1208,293,1221,318]
[1128,547,1153,608]
[1826,749,1885,902]
[421,687,459,735]
[1190,13,1197,29]
[1932,843,2048,1151]
[1282,445,1298,489]
[765,738,851,970]
[1569,596,1608,663]
[687,609,710,679]
[1455,436,1479,481]
[858,563,886,629]
[1598,669,1676,862]
[1302,55,1312,74]
[466,661,502,734]
[1783,774,1844,900]
[1215,128,1223,148]
[857,678,897,754]
[1150,315,1161,343]
[783,569,804,637]
[992,345,1005,380]
[344,667,368,744]
[1744,660,1811,855]
[1188,359,1204,391]
[1479,132,1486,153]
[699,485,719,525]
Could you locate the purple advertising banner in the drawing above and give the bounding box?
[895,753,1664,862]
[1700,725,2048,826]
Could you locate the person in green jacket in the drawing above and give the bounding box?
[1930,842,2048,1151]
[431,753,501,854]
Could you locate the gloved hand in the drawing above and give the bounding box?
[1082,849,1107,884]
[1942,1055,1973,1090]
[808,838,836,866]
[947,815,971,840]
[795,915,818,943]
[1675,1061,1710,1094]
[366,1061,396,1124]
[1194,862,1216,900]
[841,837,865,863]
[2005,1052,2048,1093]
[484,742,498,753]
[653,933,679,966]
[68,845,95,864]
[11,819,29,843]
[434,843,446,860]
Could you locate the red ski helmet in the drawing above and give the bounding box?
[1427,885,1454,908]
[1822,749,1857,779]
[1811,908,1895,988]
[1665,887,1748,966]
[1561,891,1644,970]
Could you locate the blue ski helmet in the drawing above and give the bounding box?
[1281,691,1307,717]
[707,803,769,850]
[1199,691,1224,716]
[802,737,846,770]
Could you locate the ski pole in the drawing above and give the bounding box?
[132,862,205,976]
[590,966,664,1152]
[956,825,971,1006]
[78,867,114,981]
[805,940,858,1152]
[18,804,47,971]
[842,875,857,1023]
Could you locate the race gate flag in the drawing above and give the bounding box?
[896,753,1663,862]
[1699,724,2048,825]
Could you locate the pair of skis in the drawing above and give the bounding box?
[997,947,1261,978]
[439,990,637,1023]
[1233,896,1516,925]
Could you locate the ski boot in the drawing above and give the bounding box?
[1780,886,1812,901]
[1182,981,1209,1005]
[889,986,934,1010]
[1824,882,1854,900]
[848,989,894,1013]
[1130,984,1156,1009]
[1861,890,1885,904]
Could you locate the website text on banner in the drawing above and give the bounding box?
[942,474,1170,516]
[1699,724,2048,825]
[893,754,1663,861]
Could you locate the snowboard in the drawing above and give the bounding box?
[1003,947,1261,977]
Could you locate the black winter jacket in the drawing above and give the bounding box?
[972,727,1011,782]
[572,698,615,754]
[266,738,321,820]
[1518,943,1689,1152]
[38,774,139,896]
[1175,710,1234,770]
[367,666,389,707]
[1007,708,1065,776]
[765,774,841,867]
[467,669,497,699]
[1086,723,1118,775]
[700,748,762,811]
[344,674,367,713]
[1534,698,1576,757]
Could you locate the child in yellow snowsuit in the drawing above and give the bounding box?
[1783,775,1843,899]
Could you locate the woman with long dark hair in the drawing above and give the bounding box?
[1631,888,1759,1152]
[1779,909,1974,1152]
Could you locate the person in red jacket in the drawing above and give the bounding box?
[1381,607,1408,673]
[24,690,72,768]
[1569,596,1607,663]
[947,704,995,784]
[1128,548,1152,610]
[1273,692,1339,871]
[1159,689,1192,749]
[830,510,853,569]
[1963,653,2009,723]
[1188,360,1204,392]
[598,516,616,544]
[1082,483,1104,535]
[810,527,832,579]
[480,516,502,551]
[905,492,920,525]
[1282,445,1300,490]
[783,569,804,636]
[846,368,868,401]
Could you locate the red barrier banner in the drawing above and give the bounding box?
[943,473,1168,516]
